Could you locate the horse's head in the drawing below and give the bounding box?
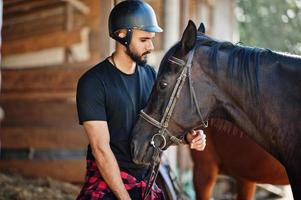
[131,21,220,165]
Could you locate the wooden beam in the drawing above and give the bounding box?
[3,0,25,7]
[1,127,87,148]
[0,91,76,101]
[0,100,79,128]
[4,0,62,16]
[62,0,90,15]
[0,160,86,183]
[1,64,88,92]
[3,6,64,27]
[0,107,4,123]
[2,29,82,56]
[3,15,65,41]
[4,11,86,41]
[180,0,190,33]
[89,0,104,60]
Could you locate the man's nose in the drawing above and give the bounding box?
[147,40,154,51]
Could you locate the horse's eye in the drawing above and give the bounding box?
[159,81,168,89]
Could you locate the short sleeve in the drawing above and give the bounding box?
[76,75,107,124]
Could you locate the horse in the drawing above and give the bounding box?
[131,20,301,199]
[192,119,289,200]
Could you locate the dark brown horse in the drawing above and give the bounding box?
[131,20,300,199]
[192,119,289,200]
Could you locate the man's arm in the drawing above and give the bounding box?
[83,121,131,200]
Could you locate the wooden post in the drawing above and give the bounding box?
[211,0,236,41]
[163,0,180,50]
[0,0,3,123]
[99,0,114,58]
[161,0,181,175]
[64,3,74,63]
[180,0,190,34]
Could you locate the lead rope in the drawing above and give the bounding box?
[143,147,161,200]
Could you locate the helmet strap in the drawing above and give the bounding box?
[113,28,133,47]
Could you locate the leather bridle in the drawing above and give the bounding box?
[140,46,208,199]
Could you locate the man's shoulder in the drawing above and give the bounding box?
[139,64,157,77]
[79,59,110,83]
[142,63,155,70]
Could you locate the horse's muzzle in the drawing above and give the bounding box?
[131,138,153,166]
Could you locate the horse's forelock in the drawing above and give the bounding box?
[158,42,181,75]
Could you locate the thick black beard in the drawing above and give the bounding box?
[126,46,147,66]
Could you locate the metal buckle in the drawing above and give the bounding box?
[150,133,167,150]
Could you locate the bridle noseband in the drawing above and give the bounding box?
[139,46,208,199]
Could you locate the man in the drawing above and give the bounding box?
[76,1,206,199]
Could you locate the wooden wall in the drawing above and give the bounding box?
[0,0,108,183]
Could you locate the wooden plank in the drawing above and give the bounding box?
[0,100,79,128]
[3,6,64,27]
[1,127,87,148]
[3,11,86,42]
[1,148,86,160]
[2,29,82,56]
[3,0,24,7]
[2,4,73,41]
[3,17,65,42]
[4,0,62,16]
[0,160,86,183]
[0,91,76,101]
[1,63,89,92]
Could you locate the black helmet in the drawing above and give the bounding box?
[109,0,163,46]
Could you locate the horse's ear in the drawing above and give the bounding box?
[198,23,205,33]
[180,20,197,55]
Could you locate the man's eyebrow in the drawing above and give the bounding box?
[139,36,154,39]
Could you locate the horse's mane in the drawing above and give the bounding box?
[159,35,266,96]
[160,33,301,98]
[196,34,301,97]
[196,34,268,96]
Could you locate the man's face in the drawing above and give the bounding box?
[127,29,155,65]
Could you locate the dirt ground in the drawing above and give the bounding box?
[0,172,80,200]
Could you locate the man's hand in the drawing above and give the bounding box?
[185,130,206,151]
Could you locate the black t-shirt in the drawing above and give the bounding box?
[76,59,156,180]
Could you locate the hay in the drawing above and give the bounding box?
[0,172,80,200]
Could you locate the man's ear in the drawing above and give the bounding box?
[116,29,127,38]
[180,20,197,55]
[198,23,205,33]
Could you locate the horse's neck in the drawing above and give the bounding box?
[204,48,301,160]
[211,82,275,153]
